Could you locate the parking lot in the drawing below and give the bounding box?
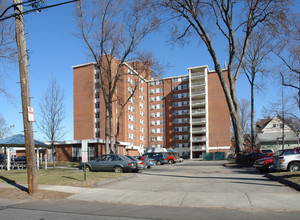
[69,160,300,210]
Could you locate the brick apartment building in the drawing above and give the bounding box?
[73,60,230,158]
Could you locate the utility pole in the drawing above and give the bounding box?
[14,0,38,195]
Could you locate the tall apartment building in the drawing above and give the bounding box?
[73,61,230,158]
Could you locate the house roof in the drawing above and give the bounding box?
[0,134,48,146]
[257,132,298,142]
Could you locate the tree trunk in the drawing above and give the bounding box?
[250,80,255,150]
[105,106,110,154]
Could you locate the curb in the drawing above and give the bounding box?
[94,174,137,187]
[265,173,300,192]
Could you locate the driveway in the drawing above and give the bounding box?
[69,160,300,210]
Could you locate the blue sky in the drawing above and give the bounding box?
[0,1,298,141]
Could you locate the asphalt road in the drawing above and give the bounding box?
[1,199,300,220]
[1,160,300,219]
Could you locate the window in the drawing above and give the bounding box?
[150,104,164,110]
[150,136,164,141]
[139,111,145,117]
[150,87,164,94]
[139,94,145,101]
[139,86,145,93]
[95,103,100,108]
[173,101,189,107]
[127,77,135,86]
[128,133,136,140]
[129,97,135,103]
[128,105,135,112]
[150,112,164,118]
[128,115,135,122]
[174,110,190,116]
[150,96,164,102]
[150,120,164,126]
[174,126,189,132]
[128,86,134,93]
[149,80,163,86]
[174,135,189,140]
[173,93,189,99]
[173,84,189,91]
[140,136,145,141]
[128,124,135,130]
[174,118,189,124]
[139,102,145,109]
[140,119,145,125]
[140,128,145,133]
[95,112,100,118]
[173,76,189,82]
[151,128,164,134]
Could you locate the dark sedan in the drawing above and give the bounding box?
[78,154,137,173]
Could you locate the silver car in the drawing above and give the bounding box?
[125,155,146,171]
[79,154,137,173]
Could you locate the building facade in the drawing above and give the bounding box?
[73,61,231,158]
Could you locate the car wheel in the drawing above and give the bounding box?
[169,160,174,164]
[288,162,300,172]
[266,163,274,173]
[156,160,162,165]
[114,166,123,173]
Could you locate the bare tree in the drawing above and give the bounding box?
[236,29,273,149]
[37,78,65,168]
[76,0,160,153]
[0,1,17,97]
[275,15,300,108]
[0,113,10,139]
[239,98,251,136]
[160,0,291,154]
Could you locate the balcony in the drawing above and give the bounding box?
[192,144,206,151]
[190,72,205,79]
[192,118,206,125]
[191,81,205,87]
[192,136,206,142]
[192,127,206,133]
[191,108,206,116]
[191,100,206,107]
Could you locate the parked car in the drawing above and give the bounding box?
[253,150,285,173]
[144,152,168,165]
[0,153,5,165]
[78,154,137,173]
[125,155,146,171]
[274,148,300,172]
[244,152,267,162]
[166,149,182,163]
[12,156,27,165]
[135,155,156,168]
[260,149,274,157]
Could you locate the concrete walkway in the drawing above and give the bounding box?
[1,161,300,211]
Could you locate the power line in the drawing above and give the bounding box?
[0,0,79,21]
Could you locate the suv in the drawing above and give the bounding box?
[144,152,168,165]
[274,148,300,172]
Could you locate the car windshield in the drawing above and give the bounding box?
[262,150,272,153]
[272,150,284,157]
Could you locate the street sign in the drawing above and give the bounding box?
[82,151,88,162]
[28,106,35,122]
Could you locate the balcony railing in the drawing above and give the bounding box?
[192,136,206,141]
[191,72,205,78]
[192,109,205,114]
[191,82,205,87]
[192,118,206,123]
[191,100,206,105]
[192,127,206,132]
[192,90,205,96]
[192,145,206,150]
